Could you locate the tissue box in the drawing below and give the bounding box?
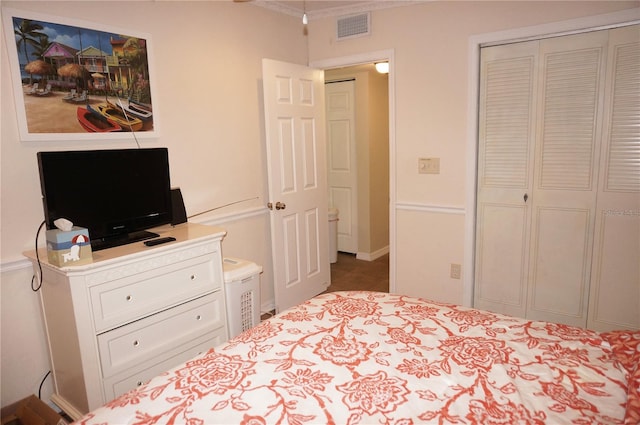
[46,226,93,267]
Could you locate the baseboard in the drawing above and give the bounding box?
[261,300,276,316]
[356,245,389,261]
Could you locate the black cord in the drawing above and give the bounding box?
[31,220,46,292]
[38,370,51,399]
[187,197,259,220]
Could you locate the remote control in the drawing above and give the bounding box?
[144,237,176,246]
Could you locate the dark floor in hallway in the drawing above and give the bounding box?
[325,251,389,293]
[261,252,390,320]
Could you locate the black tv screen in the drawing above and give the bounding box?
[37,148,173,251]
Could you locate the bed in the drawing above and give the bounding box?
[76,291,638,424]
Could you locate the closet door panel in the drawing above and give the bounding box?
[588,24,640,331]
[537,44,603,191]
[603,25,640,193]
[475,41,538,317]
[529,207,591,323]
[526,31,608,327]
[589,212,640,330]
[475,204,528,316]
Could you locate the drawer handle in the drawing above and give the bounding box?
[136,380,143,386]
[126,295,133,302]
[133,340,140,347]
[190,275,196,281]
[196,314,202,321]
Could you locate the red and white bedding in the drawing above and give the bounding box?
[77,291,636,424]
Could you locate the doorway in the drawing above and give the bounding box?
[324,62,390,292]
[311,50,396,293]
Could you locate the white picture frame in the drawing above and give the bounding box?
[2,7,160,141]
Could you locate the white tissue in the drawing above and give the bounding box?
[54,218,73,232]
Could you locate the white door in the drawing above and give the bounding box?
[325,80,358,254]
[587,25,640,332]
[526,31,608,327]
[262,58,330,313]
[474,39,538,319]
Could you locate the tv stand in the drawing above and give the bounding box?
[91,230,159,251]
[24,223,229,420]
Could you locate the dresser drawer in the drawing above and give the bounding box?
[97,291,226,378]
[90,255,220,332]
[103,330,226,401]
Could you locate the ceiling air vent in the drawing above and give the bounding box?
[336,13,370,40]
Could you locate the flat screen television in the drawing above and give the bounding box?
[37,148,173,251]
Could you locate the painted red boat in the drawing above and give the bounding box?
[77,106,122,132]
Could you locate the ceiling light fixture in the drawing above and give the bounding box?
[302,1,308,25]
[375,62,389,74]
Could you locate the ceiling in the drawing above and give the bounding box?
[273,1,368,12]
[248,0,421,19]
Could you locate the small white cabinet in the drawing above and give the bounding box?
[24,223,228,420]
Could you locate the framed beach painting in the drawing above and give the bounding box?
[2,8,160,141]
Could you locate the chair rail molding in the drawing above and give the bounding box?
[396,201,465,215]
[1,206,268,273]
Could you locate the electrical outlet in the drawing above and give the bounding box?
[450,263,461,279]
[418,157,440,174]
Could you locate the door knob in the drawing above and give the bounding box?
[524,193,528,203]
[267,202,286,210]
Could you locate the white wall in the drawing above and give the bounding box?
[308,0,638,303]
[0,0,305,407]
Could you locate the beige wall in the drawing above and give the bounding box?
[368,71,390,254]
[308,0,637,301]
[0,0,305,407]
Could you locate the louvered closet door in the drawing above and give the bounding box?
[526,31,609,327]
[587,25,640,331]
[477,26,639,330]
[527,31,608,326]
[474,40,538,318]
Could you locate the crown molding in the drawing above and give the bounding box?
[252,1,424,21]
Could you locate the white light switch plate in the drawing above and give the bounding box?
[419,157,440,174]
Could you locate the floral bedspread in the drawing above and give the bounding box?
[77,291,630,425]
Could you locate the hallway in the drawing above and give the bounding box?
[325,252,389,293]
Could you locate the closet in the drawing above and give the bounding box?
[474,24,639,331]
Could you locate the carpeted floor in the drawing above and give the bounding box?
[261,252,390,320]
[325,251,389,293]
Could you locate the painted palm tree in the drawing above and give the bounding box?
[29,35,54,85]
[14,19,46,84]
[32,34,52,60]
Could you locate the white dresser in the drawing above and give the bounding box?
[24,223,228,420]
